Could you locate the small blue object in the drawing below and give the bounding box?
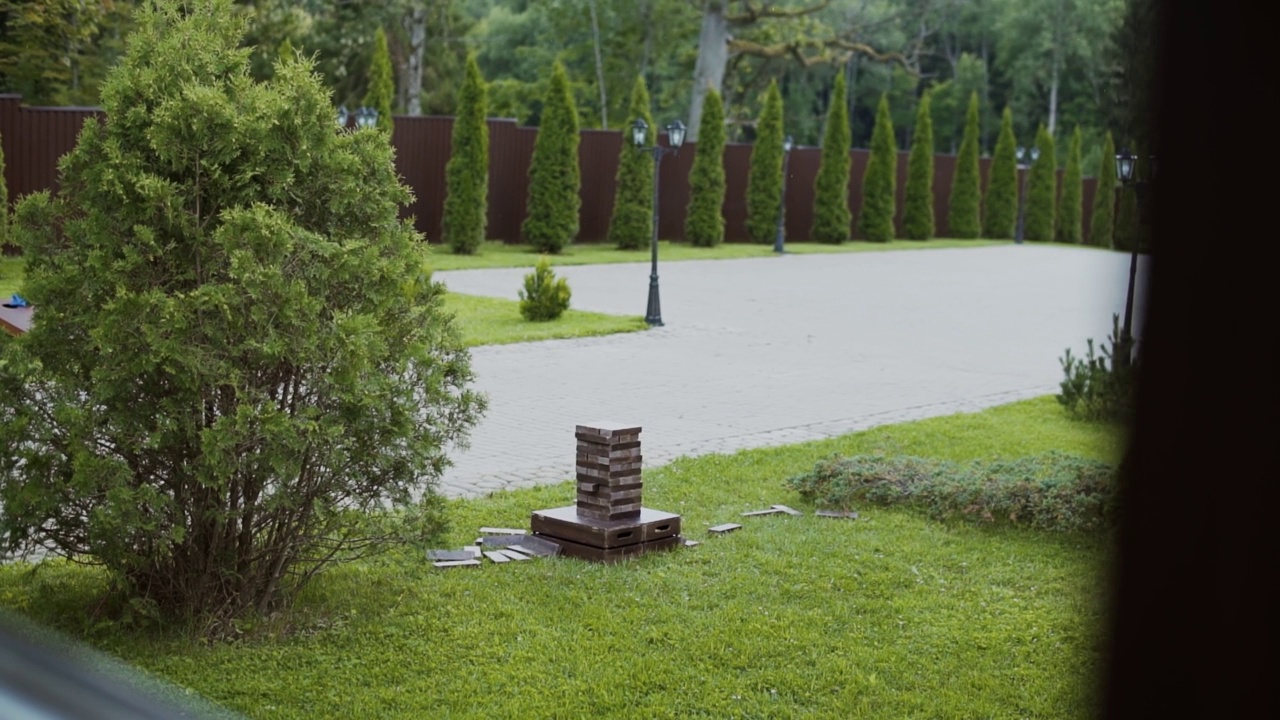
[8,294,28,307]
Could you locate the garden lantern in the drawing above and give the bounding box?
[631,118,648,148]
[1115,147,1137,185]
[631,119,687,326]
[355,106,379,130]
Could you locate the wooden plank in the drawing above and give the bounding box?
[741,508,785,517]
[426,550,473,561]
[483,551,511,563]
[463,546,482,559]
[508,535,561,557]
[499,549,533,561]
[708,523,742,534]
[682,539,701,547]
[432,559,481,569]
[771,505,804,516]
[478,527,527,535]
[477,534,527,548]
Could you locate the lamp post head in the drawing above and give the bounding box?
[784,135,794,152]
[1030,147,1040,162]
[631,118,648,148]
[1017,146,1025,162]
[355,106,379,129]
[1115,147,1137,184]
[666,119,687,149]
[337,105,349,128]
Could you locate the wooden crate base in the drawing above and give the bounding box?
[535,533,682,563]
[530,505,681,549]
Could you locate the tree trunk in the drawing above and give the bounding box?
[1048,50,1060,136]
[403,4,428,116]
[688,1,729,142]
[587,0,608,128]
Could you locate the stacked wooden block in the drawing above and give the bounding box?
[530,421,684,563]
[575,422,644,521]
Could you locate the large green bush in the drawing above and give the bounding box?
[786,451,1117,533]
[947,92,981,239]
[607,76,654,250]
[0,0,484,624]
[902,90,934,240]
[745,80,785,244]
[685,88,726,248]
[1023,124,1056,242]
[859,94,897,242]
[364,27,394,132]
[442,54,489,255]
[1056,126,1084,243]
[812,73,852,244]
[982,107,1018,239]
[519,257,571,321]
[522,61,581,254]
[1090,131,1117,247]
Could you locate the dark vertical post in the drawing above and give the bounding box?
[645,148,663,326]
[774,145,791,254]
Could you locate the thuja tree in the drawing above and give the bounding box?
[948,92,981,239]
[522,61,580,253]
[1090,131,1118,247]
[364,28,394,132]
[983,107,1018,239]
[1056,126,1084,243]
[860,94,897,242]
[812,72,852,244]
[607,76,654,250]
[0,0,485,623]
[685,87,726,247]
[443,54,489,254]
[745,80,785,244]
[1024,124,1057,241]
[903,90,934,240]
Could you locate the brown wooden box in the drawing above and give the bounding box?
[535,532,682,563]
[531,505,680,548]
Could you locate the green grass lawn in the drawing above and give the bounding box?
[0,397,1123,719]
[0,258,646,347]
[444,292,646,346]
[426,239,1010,270]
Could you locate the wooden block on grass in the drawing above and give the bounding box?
[483,551,511,563]
[427,550,473,561]
[463,546,481,559]
[708,523,742,534]
[741,508,785,517]
[499,549,532,561]
[433,559,481,569]
[771,505,804,516]
[477,534,527,548]
[509,535,562,558]
[479,527,527,535]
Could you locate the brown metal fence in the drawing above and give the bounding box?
[2,93,1108,247]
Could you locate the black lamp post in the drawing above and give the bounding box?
[1114,146,1152,368]
[631,117,686,326]
[337,105,379,130]
[1014,145,1039,244]
[774,135,794,254]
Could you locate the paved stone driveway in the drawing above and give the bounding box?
[433,244,1147,498]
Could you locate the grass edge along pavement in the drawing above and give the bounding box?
[0,396,1122,719]
[426,239,1008,270]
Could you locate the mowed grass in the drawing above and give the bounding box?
[426,239,1009,270]
[0,397,1123,719]
[0,258,646,347]
[444,292,646,347]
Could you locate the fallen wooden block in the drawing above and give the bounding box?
[433,559,481,569]
[483,551,511,564]
[463,546,482,559]
[708,523,742,534]
[427,549,474,562]
[479,527,527,535]
[682,539,701,548]
[741,508,785,517]
[499,549,533,561]
[477,534,527,548]
[771,504,804,516]
[508,535,561,558]
[815,510,859,519]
